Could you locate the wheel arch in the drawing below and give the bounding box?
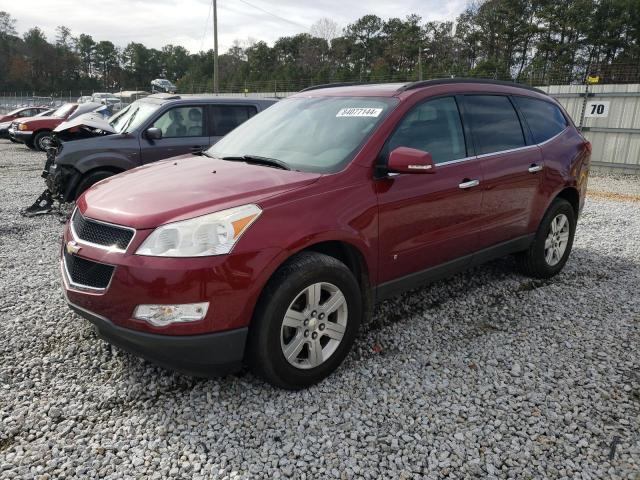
[68,165,126,201]
[256,239,375,325]
[554,186,580,216]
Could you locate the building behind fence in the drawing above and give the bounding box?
[2,80,639,175]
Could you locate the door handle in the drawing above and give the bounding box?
[459,179,480,189]
[528,164,543,173]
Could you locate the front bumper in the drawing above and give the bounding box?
[45,162,80,201]
[9,129,32,143]
[60,211,281,374]
[67,296,247,377]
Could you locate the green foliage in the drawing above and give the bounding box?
[0,1,638,94]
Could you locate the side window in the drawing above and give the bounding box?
[513,96,568,144]
[210,105,258,136]
[16,109,31,118]
[152,106,204,138]
[385,97,466,164]
[464,95,525,155]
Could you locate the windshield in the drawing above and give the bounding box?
[206,96,398,173]
[51,104,77,119]
[108,101,160,134]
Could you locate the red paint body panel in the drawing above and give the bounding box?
[17,106,78,133]
[63,81,590,341]
[376,159,484,281]
[477,146,545,248]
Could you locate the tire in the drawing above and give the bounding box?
[74,170,116,200]
[247,252,362,389]
[9,137,18,143]
[516,198,576,279]
[33,131,53,152]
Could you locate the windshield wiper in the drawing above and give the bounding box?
[221,155,291,171]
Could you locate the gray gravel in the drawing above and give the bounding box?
[1,142,639,479]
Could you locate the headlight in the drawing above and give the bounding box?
[136,204,261,257]
[18,123,28,131]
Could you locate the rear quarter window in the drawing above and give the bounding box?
[513,96,568,144]
[210,105,258,136]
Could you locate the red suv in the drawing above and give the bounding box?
[61,79,590,389]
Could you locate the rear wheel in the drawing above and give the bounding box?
[247,252,362,389]
[33,131,53,151]
[516,198,576,278]
[74,170,116,199]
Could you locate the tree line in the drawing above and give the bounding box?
[0,0,638,95]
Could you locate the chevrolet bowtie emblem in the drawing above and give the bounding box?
[66,241,81,255]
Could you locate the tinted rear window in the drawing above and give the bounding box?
[464,95,525,155]
[210,105,258,136]
[514,96,568,144]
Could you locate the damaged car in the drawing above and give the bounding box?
[9,102,102,151]
[24,94,276,215]
[1,107,55,141]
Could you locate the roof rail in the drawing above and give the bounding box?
[397,78,546,94]
[148,93,181,100]
[299,82,365,92]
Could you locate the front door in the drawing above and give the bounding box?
[376,96,484,286]
[140,105,209,163]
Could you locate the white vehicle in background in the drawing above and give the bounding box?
[90,93,122,111]
[77,96,93,104]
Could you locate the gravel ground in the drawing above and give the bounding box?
[1,142,639,479]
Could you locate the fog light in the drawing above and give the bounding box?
[133,302,209,327]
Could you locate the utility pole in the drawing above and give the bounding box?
[213,0,219,94]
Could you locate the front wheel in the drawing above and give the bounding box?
[516,198,576,278]
[74,170,116,200]
[33,131,53,151]
[247,252,362,389]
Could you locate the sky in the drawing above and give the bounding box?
[9,0,468,53]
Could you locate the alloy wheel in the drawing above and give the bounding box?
[544,213,570,266]
[280,282,348,370]
[38,135,52,151]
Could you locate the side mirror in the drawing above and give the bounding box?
[145,127,162,140]
[387,147,436,174]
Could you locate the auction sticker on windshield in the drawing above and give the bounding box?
[336,107,383,118]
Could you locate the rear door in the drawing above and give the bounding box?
[461,94,544,249]
[376,96,484,286]
[140,105,209,163]
[209,104,258,145]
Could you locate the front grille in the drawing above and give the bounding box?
[72,209,134,251]
[64,250,115,290]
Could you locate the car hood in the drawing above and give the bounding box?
[54,113,116,133]
[79,155,322,229]
[17,115,62,126]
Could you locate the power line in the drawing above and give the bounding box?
[236,0,309,30]
[199,0,213,52]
